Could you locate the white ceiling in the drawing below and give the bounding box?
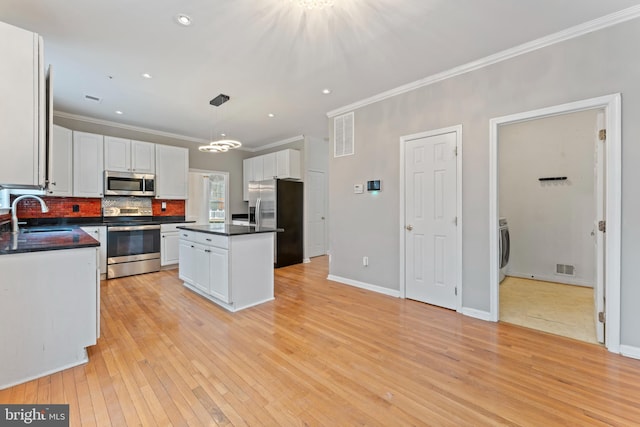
[1,0,639,150]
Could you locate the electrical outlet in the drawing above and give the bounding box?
[72,204,80,212]
[161,201,167,211]
[363,256,369,266]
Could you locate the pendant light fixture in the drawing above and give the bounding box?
[199,94,242,153]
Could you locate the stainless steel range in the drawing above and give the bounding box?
[103,198,161,279]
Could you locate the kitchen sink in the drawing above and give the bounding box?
[21,227,74,233]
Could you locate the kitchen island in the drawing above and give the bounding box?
[0,227,100,390]
[177,224,279,312]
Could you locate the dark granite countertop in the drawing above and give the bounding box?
[19,216,193,228]
[0,227,100,255]
[177,224,282,236]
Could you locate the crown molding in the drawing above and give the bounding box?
[53,111,304,153]
[327,5,640,118]
[251,135,305,152]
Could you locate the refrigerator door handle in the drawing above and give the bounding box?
[255,197,261,228]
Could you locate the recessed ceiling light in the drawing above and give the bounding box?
[322,88,332,94]
[175,14,192,26]
[115,110,123,115]
[268,113,275,118]
[141,73,152,79]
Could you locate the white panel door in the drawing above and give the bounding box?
[308,170,326,257]
[405,131,457,309]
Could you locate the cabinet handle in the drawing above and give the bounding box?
[182,234,188,237]
[206,238,212,241]
[205,249,211,253]
[51,182,56,186]
[190,245,194,248]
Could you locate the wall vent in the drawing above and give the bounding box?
[84,94,102,103]
[556,264,575,276]
[334,112,354,158]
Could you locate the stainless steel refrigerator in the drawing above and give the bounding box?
[248,179,303,268]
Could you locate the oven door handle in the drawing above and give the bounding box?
[108,225,161,232]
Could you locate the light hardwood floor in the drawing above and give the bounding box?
[2,256,640,426]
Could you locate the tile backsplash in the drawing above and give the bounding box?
[12,196,101,218]
[9,196,185,218]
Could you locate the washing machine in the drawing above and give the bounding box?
[499,217,510,283]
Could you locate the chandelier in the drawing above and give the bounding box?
[199,93,242,153]
[199,139,242,153]
[296,0,334,10]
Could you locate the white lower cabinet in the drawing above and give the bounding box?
[161,223,189,267]
[207,245,229,302]
[80,226,106,278]
[179,232,230,303]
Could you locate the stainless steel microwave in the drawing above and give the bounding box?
[104,171,155,196]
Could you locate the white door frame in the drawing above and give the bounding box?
[400,125,463,311]
[489,94,621,353]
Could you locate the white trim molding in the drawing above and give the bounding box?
[399,125,463,310]
[620,345,640,360]
[461,308,492,322]
[489,94,622,354]
[327,275,401,298]
[327,6,640,118]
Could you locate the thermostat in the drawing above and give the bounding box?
[367,180,381,191]
[354,184,364,194]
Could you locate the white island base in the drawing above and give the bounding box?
[178,227,275,312]
[0,247,98,390]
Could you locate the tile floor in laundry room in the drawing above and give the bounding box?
[500,276,598,344]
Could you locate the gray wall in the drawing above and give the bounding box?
[53,115,247,214]
[499,110,597,287]
[328,19,640,347]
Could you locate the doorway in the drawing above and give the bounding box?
[400,125,462,310]
[489,94,621,353]
[308,170,327,258]
[498,109,601,343]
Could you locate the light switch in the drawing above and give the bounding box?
[354,184,364,194]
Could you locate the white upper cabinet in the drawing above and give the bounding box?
[131,140,155,173]
[262,153,276,179]
[276,149,302,180]
[103,136,130,172]
[104,137,155,173]
[155,144,188,199]
[0,21,46,188]
[73,131,104,198]
[46,125,73,197]
[243,149,302,200]
[242,158,254,201]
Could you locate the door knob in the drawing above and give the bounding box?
[321,216,325,220]
[406,225,413,231]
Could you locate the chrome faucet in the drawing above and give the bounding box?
[11,195,49,234]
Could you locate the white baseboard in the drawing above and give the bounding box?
[619,345,640,360]
[460,307,493,321]
[507,271,594,287]
[303,258,311,263]
[327,275,400,298]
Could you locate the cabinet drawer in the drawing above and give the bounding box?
[178,230,195,241]
[194,233,228,249]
